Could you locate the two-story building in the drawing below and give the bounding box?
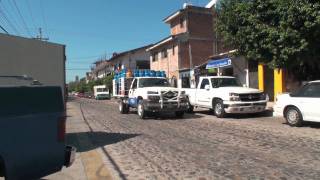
[109,45,152,73]
[147,5,214,86]
[92,60,113,80]
[90,45,152,81]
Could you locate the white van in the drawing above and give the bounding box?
[93,85,110,100]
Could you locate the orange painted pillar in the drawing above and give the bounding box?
[258,64,265,92]
[274,68,286,100]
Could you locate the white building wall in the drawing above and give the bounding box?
[0,33,66,98]
[111,48,150,70]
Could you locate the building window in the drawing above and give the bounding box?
[172,45,175,55]
[161,49,168,58]
[180,18,184,28]
[152,53,158,62]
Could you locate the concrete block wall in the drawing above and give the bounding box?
[188,12,214,39]
[170,18,187,36]
[150,43,179,79]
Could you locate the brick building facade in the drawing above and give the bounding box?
[147,5,214,81]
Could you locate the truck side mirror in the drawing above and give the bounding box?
[205,85,210,91]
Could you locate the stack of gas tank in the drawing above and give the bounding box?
[114,69,166,81]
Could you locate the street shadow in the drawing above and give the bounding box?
[67,96,77,101]
[190,109,274,119]
[282,121,320,129]
[226,110,274,119]
[66,132,139,152]
[126,110,204,120]
[147,112,204,120]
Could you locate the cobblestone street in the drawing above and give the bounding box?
[49,98,320,180]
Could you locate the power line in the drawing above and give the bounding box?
[39,0,48,38]
[11,0,32,37]
[25,0,37,34]
[1,0,23,35]
[68,55,107,60]
[0,24,9,34]
[0,4,19,35]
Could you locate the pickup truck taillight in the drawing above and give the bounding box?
[58,112,66,142]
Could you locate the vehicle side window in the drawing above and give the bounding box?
[200,79,210,89]
[132,79,137,89]
[299,83,320,97]
[211,79,218,88]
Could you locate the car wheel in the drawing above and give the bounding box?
[137,100,147,119]
[214,99,226,118]
[185,97,194,113]
[187,100,194,113]
[119,100,129,114]
[175,111,184,118]
[285,107,303,127]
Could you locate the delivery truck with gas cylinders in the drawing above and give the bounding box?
[113,69,189,119]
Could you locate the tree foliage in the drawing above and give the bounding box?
[217,0,320,80]
[68,74,114,93]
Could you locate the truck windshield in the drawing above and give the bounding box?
[97,88,107,92]
[211,78,241,88]
[139,78,170,88]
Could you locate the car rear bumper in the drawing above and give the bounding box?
[273,104,283,117]
[96,96,110,100]
[64,146,76,167]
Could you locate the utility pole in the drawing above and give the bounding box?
[34,28,49,41]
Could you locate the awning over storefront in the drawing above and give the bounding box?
[206,58,232,69]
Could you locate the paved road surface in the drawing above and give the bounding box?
[47,98,320,179]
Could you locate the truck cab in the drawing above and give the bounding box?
[93,85,110,100]
[184,76,268,117]
[115,77,189,119]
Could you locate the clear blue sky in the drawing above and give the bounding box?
[0,0,211,82]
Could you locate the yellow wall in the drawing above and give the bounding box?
[274,68,286,100]
[258,64,264,91]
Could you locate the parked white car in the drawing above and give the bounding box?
[183,76,268,118]
[274,80,320,126]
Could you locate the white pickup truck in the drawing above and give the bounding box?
[183,76,268,118]
[114,77,189,119]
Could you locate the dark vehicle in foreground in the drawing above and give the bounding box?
[0,76,76,180]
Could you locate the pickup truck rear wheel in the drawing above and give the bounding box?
[186,97,194,113]
[214,99,226,118]
[137,100,147,119]
[119,100,129,114]
[187,103,194,113]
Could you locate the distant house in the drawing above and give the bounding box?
[109,45,152,73]
[92,60,113,80]
[147,5,214,85]
[90,45,152,80]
